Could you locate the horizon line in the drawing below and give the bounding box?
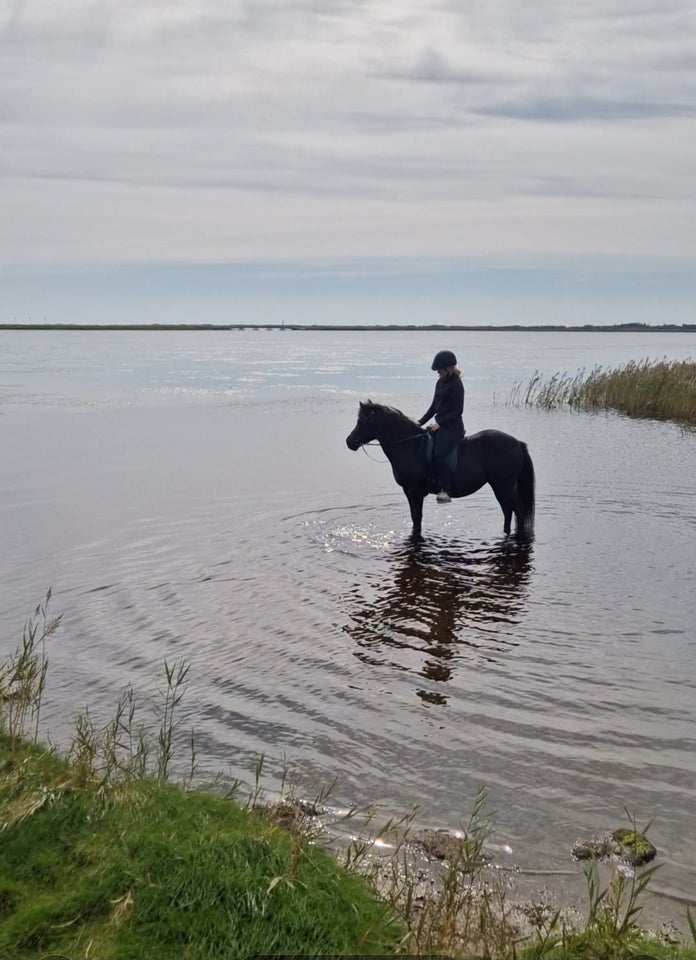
[2,322,696,333]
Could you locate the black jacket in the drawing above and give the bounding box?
[419,373,465,429]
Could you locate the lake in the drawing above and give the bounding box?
[1,328,695,920]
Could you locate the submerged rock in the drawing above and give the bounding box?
[411,828,491,869]
[571,834,617,861]
[264,798,325,832]
[412,828,463,862]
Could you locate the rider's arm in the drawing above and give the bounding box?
[418,397,437,425]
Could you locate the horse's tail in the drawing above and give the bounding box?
[518,443,535,535]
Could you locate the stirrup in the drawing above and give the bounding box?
[436,491,451,504]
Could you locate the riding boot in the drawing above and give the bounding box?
[435,467,452,503]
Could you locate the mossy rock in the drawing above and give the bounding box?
[571,829,656,866]
[612,828,656,865]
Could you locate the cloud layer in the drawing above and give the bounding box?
[2,0,696,265]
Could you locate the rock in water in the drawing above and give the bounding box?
[612,828,657,865]
[571,829,656,865]
[571,834,618,861]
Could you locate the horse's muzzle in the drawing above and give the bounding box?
[346,432,361,451]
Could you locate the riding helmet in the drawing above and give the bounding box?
[431,349,457,370]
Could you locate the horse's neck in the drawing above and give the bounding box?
[377,418,421,452]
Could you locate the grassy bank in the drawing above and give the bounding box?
[0,736,401,958]
[509,358,696,425]
[2,596,696,959]
[0,597,402,958]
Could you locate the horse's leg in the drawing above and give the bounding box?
[490,482,514,536]
[405,488,425,539]
[512,495,528,536]
[502,475,530,536]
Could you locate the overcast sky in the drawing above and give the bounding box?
[2,0,695,325]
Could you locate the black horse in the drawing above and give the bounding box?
[346,400,535,538]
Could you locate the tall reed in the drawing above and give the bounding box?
[68,658,194,787]
[0,590,61,745]
[0,590,193,787]
[509,358,696,425]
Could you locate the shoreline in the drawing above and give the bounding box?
[2,729,695,959]
[2,322,696,333]
[2,600,696,958]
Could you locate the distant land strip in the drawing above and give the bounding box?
[2,322,696,333]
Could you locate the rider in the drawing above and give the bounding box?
[418,350,465,503]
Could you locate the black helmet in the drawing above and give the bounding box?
[431,349,457,371]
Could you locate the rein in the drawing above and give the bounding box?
[360,444,388,463]
[360,430,423,463]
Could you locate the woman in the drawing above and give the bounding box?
[418,349,465,503]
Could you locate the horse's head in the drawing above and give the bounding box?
[346,400,379,450]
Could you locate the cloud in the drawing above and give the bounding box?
[1,0,695,267]
[478,94,696,122]
[390,3,696,122]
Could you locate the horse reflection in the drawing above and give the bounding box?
[343,538,533,705]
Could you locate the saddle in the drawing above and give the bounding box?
[422,432,461,488]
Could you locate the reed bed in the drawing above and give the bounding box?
[509,358,696,425]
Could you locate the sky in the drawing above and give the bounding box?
[2,0,696,326]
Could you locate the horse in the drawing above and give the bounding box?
[346,400,535,539]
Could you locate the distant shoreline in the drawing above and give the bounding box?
[2,323,695,333]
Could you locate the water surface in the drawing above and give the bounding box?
[1,329,695,919]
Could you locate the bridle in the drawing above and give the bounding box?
[354,411,423,462]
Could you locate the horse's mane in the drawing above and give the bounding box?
[360,400,413,424]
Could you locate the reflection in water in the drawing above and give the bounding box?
[343,538,533,704]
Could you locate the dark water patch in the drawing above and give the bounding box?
[338,537,532,700]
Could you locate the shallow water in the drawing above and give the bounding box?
[1,329,695,919]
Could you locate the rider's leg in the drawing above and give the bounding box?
[434,428,457,502]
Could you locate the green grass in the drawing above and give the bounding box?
[0,735,401,959]
[509,358,696,425]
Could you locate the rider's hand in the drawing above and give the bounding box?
[428,422,440,432]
